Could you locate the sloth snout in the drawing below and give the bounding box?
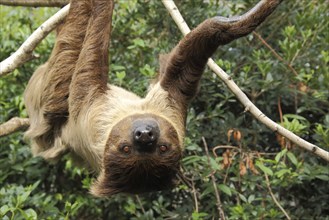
[134,128,156,142]
[133,119,160,152]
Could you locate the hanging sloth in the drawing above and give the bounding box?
[23,0,282,196]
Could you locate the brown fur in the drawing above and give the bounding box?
[24,0,282,196]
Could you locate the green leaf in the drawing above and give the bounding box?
[17,191,31,206]
[256,161,273,176]
[200,183,215,198]
[19,208,37,220]
[315,175,329,181]
[182,155,203,165]
[65,201,72,212]
[192,212,208,220]
[26,208,38,219]
[275,169,291,178]
[239,194,247,203]
[209,157,221,171]
[70,202,82,215]
[111,64,126,71]
[248,195,255,204]
[116,71,126,80]
[283,114,307,121]
[275,149,288,162]
[218,184,232,196]
[287,152,298,166]
[0,205,10,215]
[30,181,40,191]
[133,38,145,47]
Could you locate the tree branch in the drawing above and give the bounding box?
[0,0,68,7]
[190,176,199,213]
[264,172,291,220]
[161,0,329,162]
[0,117,30,137]
[202,137,226,219]
[0,4,69,76]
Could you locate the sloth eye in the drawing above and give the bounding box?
[121,145,131,154]
[159,145,168,153]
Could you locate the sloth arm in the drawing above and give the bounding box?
[68,0,114,120]
[42,0,92,124]
[159,0,283,104]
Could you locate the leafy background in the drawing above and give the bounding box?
[0,0,328,219]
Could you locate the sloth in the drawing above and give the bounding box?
[23,0,282,196]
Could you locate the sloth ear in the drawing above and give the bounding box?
[159,53,170,78]
[150,54,170,89]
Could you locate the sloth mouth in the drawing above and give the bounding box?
[115,161,179,193]
[90,149,182,197]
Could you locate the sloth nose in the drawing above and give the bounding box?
[134,128,156,143]
[133,119,159,152]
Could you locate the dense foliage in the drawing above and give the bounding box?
[1,0,328,219]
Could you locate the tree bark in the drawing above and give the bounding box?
[0,117,30,137]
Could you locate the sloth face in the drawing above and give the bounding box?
[90,113,182,196]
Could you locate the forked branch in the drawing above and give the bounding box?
[161,0,329,162]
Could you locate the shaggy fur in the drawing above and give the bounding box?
[24,0,282,196]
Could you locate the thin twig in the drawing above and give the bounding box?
[177,169,193,189]
[135,195,146,215]
[177,170,203,208]
[253,31,298,76]
[212,145,240,157]
[264,172,291,220]
[290,35,308,66]
[277,96,283,123]
[212,145,278,158]
[202,137,226,220]
[191,176,199,213]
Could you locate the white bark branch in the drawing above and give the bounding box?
[0,4,69,76]
[161,0,329,162]
[0,117,30,137]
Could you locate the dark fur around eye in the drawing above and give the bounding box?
[121,145,131,154]
[159,145,168,153]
